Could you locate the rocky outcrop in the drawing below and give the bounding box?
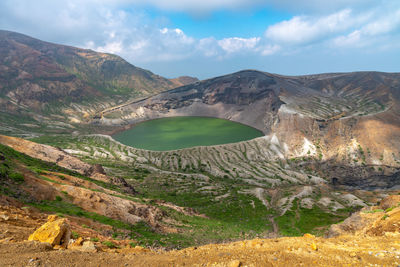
[0,135,106,180]
[109,176,138,195]
[0,135,137,194]
[28,215,70,247]
[57,184,163,227]
[379,195,400,210]
[328,195,400,237]
[68,237,98,252]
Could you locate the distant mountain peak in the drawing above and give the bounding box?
[0,30,180,110]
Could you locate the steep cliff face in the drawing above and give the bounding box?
[270,72,400,188]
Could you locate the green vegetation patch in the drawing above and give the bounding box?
[275,199,348,236]
[30,199,131,229]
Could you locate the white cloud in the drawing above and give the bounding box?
[159,28,195,45]
[129,40,148,51]
[333,30,362,47]
[362,10,400,35]
[116,27,196,62]
[259,44,281,56]
[197,37,220,57]
[265,9,355,45]
[95,41,123,54]
[332,9,400,48]
[218,37,260,54]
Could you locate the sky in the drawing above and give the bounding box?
[0,0,399,79]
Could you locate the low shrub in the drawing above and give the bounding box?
[9,172,24,183]
[102,241,118,248]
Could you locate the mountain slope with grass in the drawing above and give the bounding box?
[0,30,197,137]
[0,136,224,248]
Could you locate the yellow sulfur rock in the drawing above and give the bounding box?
[68,237,84,249]
[47,215,58,222]
[303,233,315,239]
[28,215,71,247]
[310,242,318,251]
[228,260,242,267]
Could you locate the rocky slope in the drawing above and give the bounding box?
[0,135,212,236]
[169,76,199,88]
[329,195,400,237]
[98,70,284,133]
[0,134,137,193]
[0,134,397,266]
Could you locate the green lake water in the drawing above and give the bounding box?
[112,117,264,151]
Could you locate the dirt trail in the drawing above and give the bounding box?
[268,217,278,237]
[267,189,280,236]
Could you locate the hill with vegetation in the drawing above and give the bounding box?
[0,30,197,137]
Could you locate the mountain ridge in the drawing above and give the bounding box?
[0,29,198,136]
[0,29,198,98]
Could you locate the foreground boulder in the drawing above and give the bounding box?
[68,237,97,252]
[28,215,70,247]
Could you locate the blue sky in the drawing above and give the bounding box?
[0,0,399,79]
[145,8,291,39]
